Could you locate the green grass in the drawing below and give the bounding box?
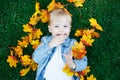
[0,0,120,80]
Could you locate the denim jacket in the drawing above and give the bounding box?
[32,36,87,80]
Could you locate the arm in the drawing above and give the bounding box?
[32,36,51,64]
[64,50,87,72]
[32,35,67,64]
[73,56,87,72]
[32,42,50,64]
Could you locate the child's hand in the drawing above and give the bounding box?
[64,50,76,69]
[48,35,67,49]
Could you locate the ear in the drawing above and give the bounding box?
[48,25,52,33]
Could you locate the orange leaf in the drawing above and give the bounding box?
[10,46,23,58]
[72,41,87,59]
[78,66,91,76]
[92,31,100,38]
[40,9,49,23]
[28,33,33,43]
[83,29,95,35]
[20,68,30,76]
[67,0,76,3]
[18,40,29,48]
[33,29,43,39]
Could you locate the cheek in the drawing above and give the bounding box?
[51,29,58,35]
[48,26,52,33]
[48,27,56,33]
[66,28,71,33]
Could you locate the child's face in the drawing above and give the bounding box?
[48,17,71,38]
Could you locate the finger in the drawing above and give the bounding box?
[53,37,66,44]
[56,39,65,46]
[51,39,65,47]
[56,35,67,39]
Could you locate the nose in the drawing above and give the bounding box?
[59,27,64,32]
[59,26,64,31]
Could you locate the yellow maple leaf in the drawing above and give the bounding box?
[75,29,84,37]
[35,2,40,12]
[40,9,49,23]
[33,29,43,39]
[75,29,100,38]
[29,18,37,26]
[80,75,85,80]
[87,74,97,80]
[72,41,87,59]
[10,46,23,58]
[47,0,56,12]
[18,40,29,48]
[30,40,39,45]
[7,56,18,67]
[30,40,40,49]
[20,68,30,76]
[83,29,100,38]
[21,55,32,66]
[56,2,64,9]
[29,12,41,25]
[28,33,33,43]
[62,64,75,76]
[18,36,30,48]
[28,30,42,44]
[84,29,100,38]
[89,18,103,31]
[29,60,38,71]
[47,0,64,12]
[74,0,85,7]
[21,36,29,42]
[72,41,85,49]
[83,29,95,35]
[23,24,33,33]
[81,34,94,46]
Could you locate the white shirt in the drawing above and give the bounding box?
[43,46,72,80]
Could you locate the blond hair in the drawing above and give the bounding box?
[49,8,72,25]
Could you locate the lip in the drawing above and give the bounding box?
[56,34,67,36]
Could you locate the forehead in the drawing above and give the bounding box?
[50,15,71,24]
[50,19,70,27]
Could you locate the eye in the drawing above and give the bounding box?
[64,25,68,27]
[54,26,59,28]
